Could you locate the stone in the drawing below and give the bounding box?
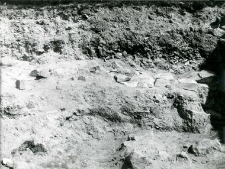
[90,66,100,73]
[26,102,35,109]
[123,151,152,169]
[30,70,38,77]
[2,158,14,168]
[115,52,123,59]
[82,14,89,20]
[213,28,225,37]
[78,76,86,81]
[114,74,131,83]
[188,139,222,156]
[16,80,25,90]
[176,151,191,162]
[127,135,144,142]
[153,94,164,103]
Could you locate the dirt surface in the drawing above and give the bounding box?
[1,2,225,169]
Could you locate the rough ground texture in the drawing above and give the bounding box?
[1,2,225,169]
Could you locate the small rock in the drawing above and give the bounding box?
[153,94,164,103]
[15,80,25,90]
[90,66,100,73]
[124,151,152,169]
[78,76,86,81]
[127,135,136,141]
[188,139,222,156]
[82,14,89,20]
[26,102,35,109]
[127,134,143,141]
[165,85,172,89]
[30,70,38,77]
[2,158,14,168]
[213,28,225,37]
[177,151,191,162]
[115,52,123,59]
[114,74,131,83]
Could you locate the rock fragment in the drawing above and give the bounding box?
[26,102,35,109]
[176,151,191,162]
[213,28,225,37]
[124,152,152,169]
[90,66,100,73]
[114,74,131,83]
[30,70,38,77]
[1,158,14,168]
[78,76,86,81]
[15,80,25,90]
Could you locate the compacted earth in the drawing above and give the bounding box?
[1,2,225,169]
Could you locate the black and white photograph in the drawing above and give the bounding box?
[1,0,225,168]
